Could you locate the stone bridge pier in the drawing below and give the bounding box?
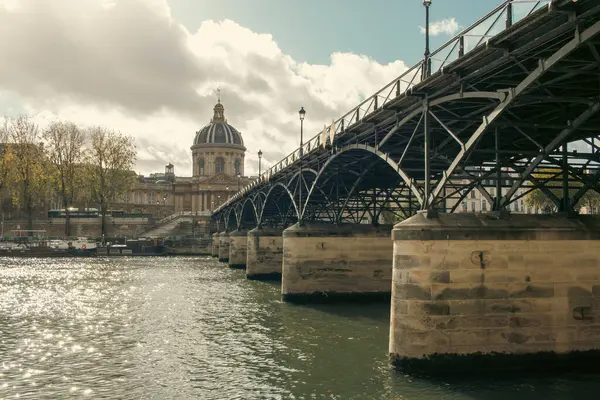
[211,232,220,258]
[389,212,600,372]
[218,231,230,263]
[247,227,284,280]
[282,223,394,303]
[228,229,248,269]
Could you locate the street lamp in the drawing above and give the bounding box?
[236,172,241,191]
[258,149,263,176]
[423,0,432,80]
[299,107,306,157]
[298,106,306,225]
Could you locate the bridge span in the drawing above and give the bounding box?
[213,0,600,371]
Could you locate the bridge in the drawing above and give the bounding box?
[212,0,600,371]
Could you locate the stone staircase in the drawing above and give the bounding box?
[141,211,211,238]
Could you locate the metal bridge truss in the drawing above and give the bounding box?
[215,0,600,232]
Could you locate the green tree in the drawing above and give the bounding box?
[525,167,600,214]
[85,126,136,237]
[381,210,405,225]
[4,116,51,233]
[43,121,86,237]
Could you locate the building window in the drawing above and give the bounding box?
[461,201,467,212]
[482,199,487,211]
[234,158,241,175]
[471,201,476,212]
[215,157,225,174]
[147,192,156,204]
[198,158,205,175]
[470,191,476,199]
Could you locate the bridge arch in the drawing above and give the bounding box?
[239,197,259,229]
[287,168,318,189]
[259,182,299,227]
[224,207,238,231]
[304,144,423,220]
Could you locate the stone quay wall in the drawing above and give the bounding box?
[1,219,151,239]
[389,212,600,371]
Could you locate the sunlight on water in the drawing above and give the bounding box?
[0,257,599,399]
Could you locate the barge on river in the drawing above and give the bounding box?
[0,232,167,258]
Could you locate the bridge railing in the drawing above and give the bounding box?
[217,0,553,212]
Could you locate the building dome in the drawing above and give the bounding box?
[193,101,244,148]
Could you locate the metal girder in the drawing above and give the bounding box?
[304,144,424,207]
[501,100,600,206]
[378,91,506,149]
[429,19,600,208]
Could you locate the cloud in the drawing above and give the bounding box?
[420,18,460,37]
[0,0,409,176]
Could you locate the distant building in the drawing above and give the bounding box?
[115,99,254,219]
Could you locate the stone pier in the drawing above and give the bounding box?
[228,230,248,269]
[389,212,600,372]
[218,231,230,263]
[246,227,284,280]
[211,232,220,257]
[282,223,393,302]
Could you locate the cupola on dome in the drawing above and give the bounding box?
[193,101,245,149]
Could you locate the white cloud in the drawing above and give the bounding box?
[0,0,409,176]
[420,18,460,37]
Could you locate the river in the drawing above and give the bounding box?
[0,257,598,399]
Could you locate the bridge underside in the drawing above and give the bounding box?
[215,0,600,232]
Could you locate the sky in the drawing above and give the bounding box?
[0,0,520,176]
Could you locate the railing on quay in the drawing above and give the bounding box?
[216,0,554,213]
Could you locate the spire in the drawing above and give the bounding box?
[211,84,226,122]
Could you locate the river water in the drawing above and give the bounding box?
[0,257,599,399]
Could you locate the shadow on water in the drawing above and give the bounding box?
[296,301,391,323]
[398,368,600,400]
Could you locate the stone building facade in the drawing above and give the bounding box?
[116,99,253,217]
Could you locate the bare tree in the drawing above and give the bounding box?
[0,119,11,192]
[4,116,50,233]
[43,121,86,237]
[85,126,136,237]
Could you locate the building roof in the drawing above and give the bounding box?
[192,101,245,149]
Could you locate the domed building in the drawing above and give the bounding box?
[112,98,254,223]
[191,101,245,178]
[171,99,253,213]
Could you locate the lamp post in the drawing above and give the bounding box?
[298,107,306,225]
[258,149,263,176]
[236,173,241,191]
[423,0,432,80]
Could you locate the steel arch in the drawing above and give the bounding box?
[258,182,299,226]
[304,144,424,219]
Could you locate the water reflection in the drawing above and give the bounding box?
[0,256,599,399]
